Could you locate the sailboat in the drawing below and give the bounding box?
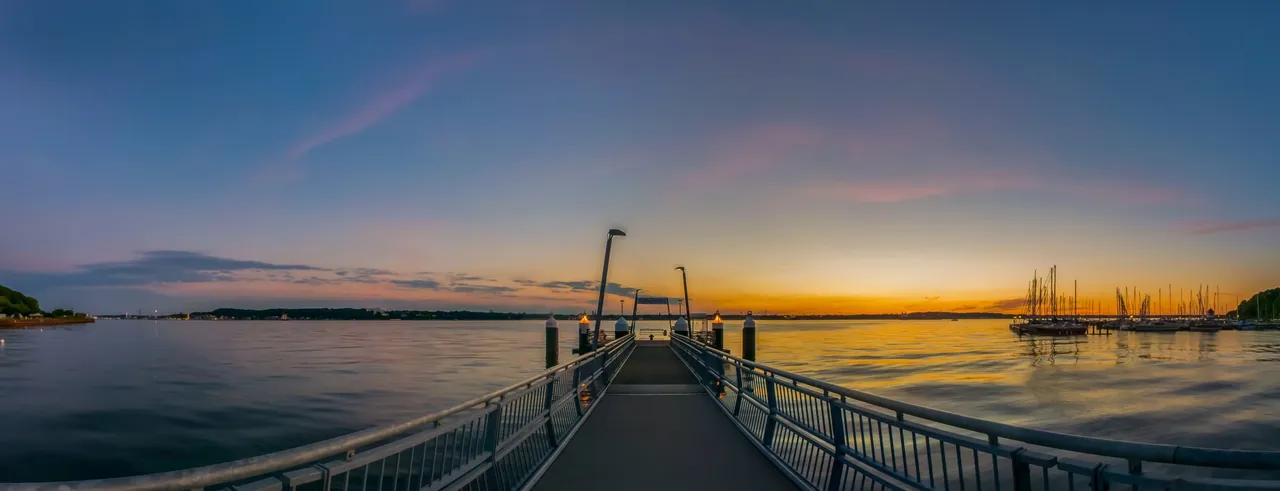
[1010,266,1086,336]
[1130,295,1180,332]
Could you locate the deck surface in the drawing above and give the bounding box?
[531,344,798,491]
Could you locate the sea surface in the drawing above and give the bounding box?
[2,319,1279,482]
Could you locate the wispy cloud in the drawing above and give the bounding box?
[807,174,1038,203]
[539,280,597,292]
[985,298,1025,311]
[1176,219,1280,235]
[684,123,826,186]
[391,279,442,290]
[287,52,479,160]
[1065,183,1184,206]
[239,51,487,184]
[0,250,328,289]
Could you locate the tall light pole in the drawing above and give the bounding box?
[592,228,626,350]
[676,266,691,321]
[631,288,641,330]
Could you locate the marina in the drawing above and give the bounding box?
[1010,266,1279,337]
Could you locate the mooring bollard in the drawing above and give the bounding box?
[712,311,724,351]
[546,314,559,368]
[614,316,629,341]
[743,311,757,361]
[674,316,689,337]
[578,313,591,354]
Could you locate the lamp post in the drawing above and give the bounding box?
[592,228,626,351]
[675,266,691,321]
[631,288,641,332]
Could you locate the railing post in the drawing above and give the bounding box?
[763,376,778,448]
[1012,449,1032,491]
[827,398,847,491]
[544,377,558,447]
[572,364,584,417]
[733,361,744,416]
[600,347,611,388]
[484,402,503,461]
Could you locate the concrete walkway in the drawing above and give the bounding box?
[531,344,798,491]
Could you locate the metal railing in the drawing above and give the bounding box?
[3,334,636,491]
[670,335,1280,491]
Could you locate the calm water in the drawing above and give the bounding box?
[2,319,1279,481]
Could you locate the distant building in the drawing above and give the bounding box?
[280,313,289,320]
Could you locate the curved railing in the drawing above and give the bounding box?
[3,334,636,491]
[670,334,1280,491]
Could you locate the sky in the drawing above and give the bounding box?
[2,1,1278,315]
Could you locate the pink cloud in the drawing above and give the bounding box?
[683,123,826,186]
[1176,219,1280,235]
[808,173,1039,203]
[286,51,480,161]
[1064,183,1185,206]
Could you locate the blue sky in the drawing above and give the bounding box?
[2,1,1278,314]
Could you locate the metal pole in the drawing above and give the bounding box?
[677,266,691,320]
[592,229,625,350]
[631,289,640,332]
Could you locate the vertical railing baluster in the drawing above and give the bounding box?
[897,414,908,479]
[972,448,982,491]
[991,454,1000,491]
[544,378,558,447]
[956,444,966,491]
[764,375,779,448]
[859,413,870,460]
[940,442,951,491]
[877,420,887,468]
[926,436,935,488]
[734,361,745,417]
[484,404,503,475]
[911,430,922,483]
[827,397,847,491]
[1011,449,1030,491]
[571,364,584,417]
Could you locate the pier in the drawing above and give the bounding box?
[530,340,796,490]
[5,325,1280,491]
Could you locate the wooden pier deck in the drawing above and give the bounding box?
[530,341,798,491]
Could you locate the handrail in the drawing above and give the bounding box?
[670,334,1280,491]
[3,334,637,491]
[671,334,1280,470]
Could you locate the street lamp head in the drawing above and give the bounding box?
[675,266,685,271]
[608,228,626,237]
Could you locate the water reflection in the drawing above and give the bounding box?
[2,319,1278,482]
[722,319,1280,450]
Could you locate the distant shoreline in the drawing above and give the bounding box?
[0,317,96,329]
[97,308,1016,322]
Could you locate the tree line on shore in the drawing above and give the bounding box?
[1234,288,1280,319]
[0,285,87,319]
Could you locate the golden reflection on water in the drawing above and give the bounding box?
[718,319,1280,448]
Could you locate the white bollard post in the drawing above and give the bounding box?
[673,316,690,337]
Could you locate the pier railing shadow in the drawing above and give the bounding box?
[1,334,636,491]
[669,334,1280,491]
